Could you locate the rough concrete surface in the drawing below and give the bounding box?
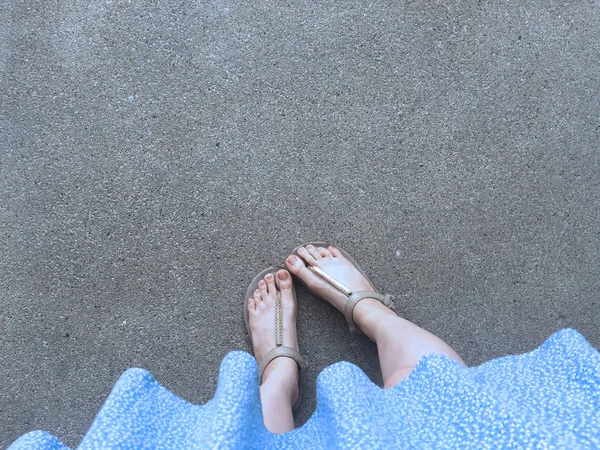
[1,0,599,447]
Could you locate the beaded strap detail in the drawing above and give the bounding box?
[308,266,353,296]
[275,292,282,347]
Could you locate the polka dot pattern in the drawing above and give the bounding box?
[8,329,600,449]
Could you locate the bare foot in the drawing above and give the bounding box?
[286,244,396,336]
[247,269,300,406]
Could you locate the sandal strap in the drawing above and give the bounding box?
[344,291,396,333]
[275,292,282,346]
[307,264,396,332]
[308,266,353,296]
[258,346,308,383]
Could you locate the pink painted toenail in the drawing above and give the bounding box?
[278,271,288,279]
[288,255,298,264]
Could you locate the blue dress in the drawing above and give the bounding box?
[9,329,600,449]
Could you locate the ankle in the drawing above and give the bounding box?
[352,298,398,340]
[260,374,299,406]
[261,359,299,396]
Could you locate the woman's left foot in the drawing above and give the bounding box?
[247,269,300,407]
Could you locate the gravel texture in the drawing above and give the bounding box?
[1,1,599,447]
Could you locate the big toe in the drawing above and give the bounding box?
[286,255,306,276]
[287,254,320,285]
[276,269,293,290]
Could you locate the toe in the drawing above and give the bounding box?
[328,245,342,258]
[317,246,331,258]
[265,273,277,295]
[286,255,304,276]
[259,280,268,299]
[297,246,317,265]
[286,254,322,289]
[248,297,256,312]
[275,269,293,290]
[306,244,322,260]
[254,289,261,303]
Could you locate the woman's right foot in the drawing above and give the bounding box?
[247,270,300,407]
[286,244,396,334]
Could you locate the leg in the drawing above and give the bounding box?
[353,299,465,388]
[258,359,298,432]
[286,245,465,390]
[247,270,301,433]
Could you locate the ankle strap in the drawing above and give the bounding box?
[258,346,308,383]
[344,291,395,333]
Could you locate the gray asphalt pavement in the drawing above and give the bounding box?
[1,1,599,447]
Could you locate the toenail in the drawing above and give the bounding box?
[259,280,265,286]
[288,255,298,264]
[298,248,306,253]
[278,271,288,279]
[266,274,273,280]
